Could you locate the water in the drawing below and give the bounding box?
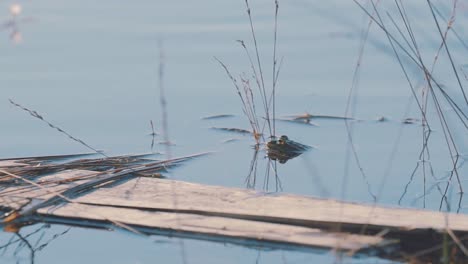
[0,0,467,263]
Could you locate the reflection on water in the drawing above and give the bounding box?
[245,137,310,192]
[1,3,34,44]
[0,0,467,262]
[266,135,310,164]
[245,145,282,192]
[3,215,467,264]
[0,222,375,264]
[0,225,70,264]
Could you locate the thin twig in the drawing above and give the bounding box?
[9,99,107,158]
[244,0,272,136]
[272,0,279,137]
[158,40,172,158]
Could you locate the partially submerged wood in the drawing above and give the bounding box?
[5,154,206,219]
[1,154,468,261]
[0,160,29,168]
[37,203,385,252]
[201,114,235,120]
[281,113,353,121]
[277,113,353,126]
[0,153,203,221]
[0,169,95,200]
[0,153,159,183]
[210,127,253,135]
[0,153,94,171]
[0,165,389,254]
[76,177,468,234]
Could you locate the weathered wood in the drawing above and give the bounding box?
[2,154,205,218]
[0,153,94,166]
[75,177,468,234]
[0,160,29,168]
[37,203,386,251]
[2,162,468,259]
[0,168,392,252]
[0,196,31,211]
[0,169,95,200]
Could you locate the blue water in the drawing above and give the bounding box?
[0,0,467,263]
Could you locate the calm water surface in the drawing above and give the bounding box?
[0,0,467,263]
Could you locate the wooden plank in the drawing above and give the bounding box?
[0,170,386,251]
[0,153,94,162]
[0,196,31,211]
[0,153,205,220]
[37,203,386,251]
[0,160,29,168]
[0,167,389,252]
[0,169,95,200]
[1,166,467,257]
[74,177,468,233]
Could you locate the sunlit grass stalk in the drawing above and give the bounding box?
[244,0,272,137]
[426,0,468,106]
[353,0,468,208]
[342,0,381,203]
[349,2,468,251]
[272,0,279,137]
[217,0,282,144]
[240,76,262,138]
[215,58,262,143]
[388,0,464,208]
[388,0,462,204]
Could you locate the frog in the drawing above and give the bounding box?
[266,135,310,164]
